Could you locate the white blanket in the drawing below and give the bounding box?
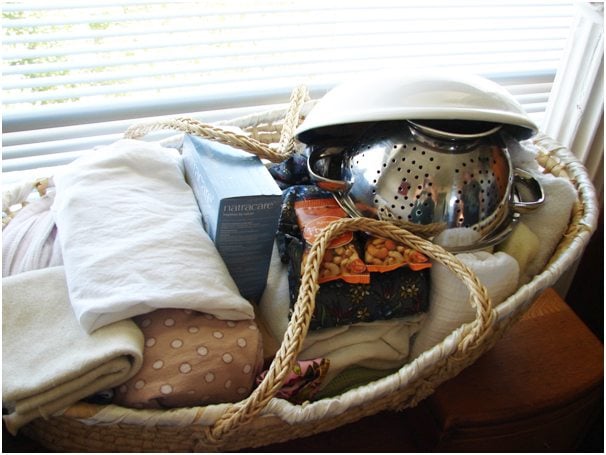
[51,139,254,333]
[410,251,519,358]
[2,267,144,434]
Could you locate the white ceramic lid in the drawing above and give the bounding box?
[296,72,538,143]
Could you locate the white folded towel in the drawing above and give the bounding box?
[51,139,254,333]
[410,251,519,358]
[259,242,425,387]
[2,267,144,435]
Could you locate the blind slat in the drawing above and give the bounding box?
[4,41,567,90]
[2,3,573,28]
[3,17,572,46]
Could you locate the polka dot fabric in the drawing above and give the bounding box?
[113,309,263,409]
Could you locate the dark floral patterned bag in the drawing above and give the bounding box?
[277,185,431,331]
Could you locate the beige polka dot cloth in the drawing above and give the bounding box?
[114,309,263,408]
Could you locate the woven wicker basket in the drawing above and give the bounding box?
[16,87,599,452]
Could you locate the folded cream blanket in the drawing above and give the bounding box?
[259,243,425,386]
[51,139,254,333]
[2,267,144,435]
[410,251,519,358]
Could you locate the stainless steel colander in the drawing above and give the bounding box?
[307,119,544,252]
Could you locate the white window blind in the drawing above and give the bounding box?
[2,0,575,184]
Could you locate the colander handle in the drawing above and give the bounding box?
[512,168,545,213]
[306,146,351,192]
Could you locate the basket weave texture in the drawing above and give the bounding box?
[19,88,599,452]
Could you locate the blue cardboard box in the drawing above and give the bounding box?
[182,134,282,303]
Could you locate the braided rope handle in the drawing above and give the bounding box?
[199,217,494,446]
[123,85,309,163]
